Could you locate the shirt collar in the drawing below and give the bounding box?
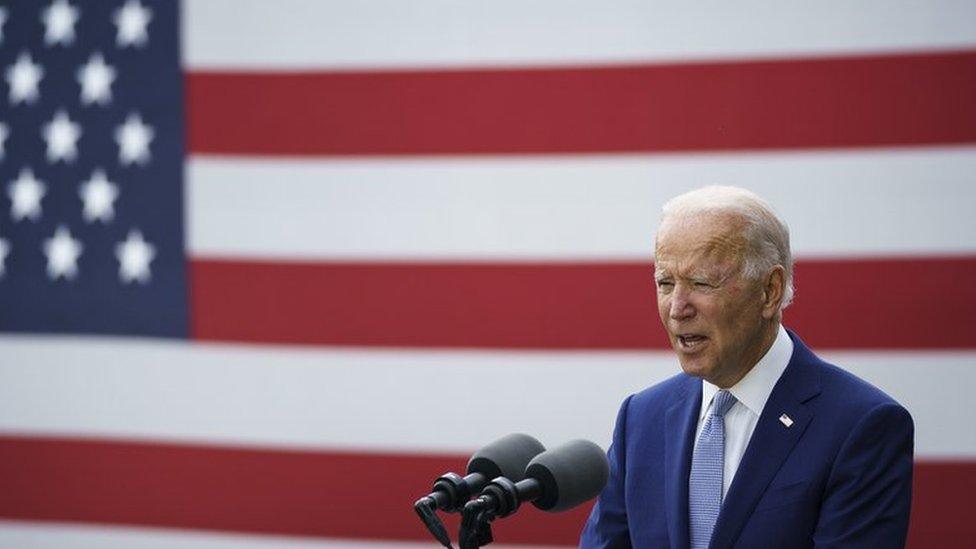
[699,324,794,420]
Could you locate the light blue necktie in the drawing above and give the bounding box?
[689,389,737,549]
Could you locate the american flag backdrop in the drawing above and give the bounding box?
[1,1,975,547]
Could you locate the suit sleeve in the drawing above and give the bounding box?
[579,395,634,549]
[813,401,914,548]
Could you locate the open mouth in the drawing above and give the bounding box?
[677,334,708,350]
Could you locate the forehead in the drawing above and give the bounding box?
[654,213,747,274]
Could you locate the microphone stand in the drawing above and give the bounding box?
[459,500,495,549]
[413,497,454,548]
[459,476,537,547]
[413,496,495,549]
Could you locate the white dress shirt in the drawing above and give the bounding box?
[694,324,794,499]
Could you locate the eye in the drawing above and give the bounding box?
[656,280,674,291]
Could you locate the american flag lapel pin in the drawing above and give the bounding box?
[779,413,794,427]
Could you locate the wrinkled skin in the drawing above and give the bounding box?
[654,212,785,388]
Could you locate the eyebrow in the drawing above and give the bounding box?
[693,266,736,285]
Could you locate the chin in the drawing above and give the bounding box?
[677,357,713,380]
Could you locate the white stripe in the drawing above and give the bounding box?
[183,0,976,70]
[1,335,972,457]
[0,520,553,549]
[188,146,976,260]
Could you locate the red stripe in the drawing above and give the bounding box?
[186,50,976,156]
[909,460,976,548]
[0,435,589,544]
[190,256,976,349]
[0,436,972,547]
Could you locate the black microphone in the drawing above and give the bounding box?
[466,439,609,518]
[414,433,546,547]
[418,433,546,512]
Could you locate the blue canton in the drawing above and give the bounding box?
[0,0,187,338]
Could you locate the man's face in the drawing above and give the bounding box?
[654,214,770,388]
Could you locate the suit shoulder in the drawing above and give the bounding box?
[790,330,908,416]
[627,372,696,416]
[814,357,909,417]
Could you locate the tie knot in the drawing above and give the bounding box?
[710,390,736,418]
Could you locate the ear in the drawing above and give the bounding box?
[760,265,786,320]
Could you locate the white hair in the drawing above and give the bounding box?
[659,185,794,310]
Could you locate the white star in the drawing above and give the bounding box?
[0,122,8,159]
[77,52,116,106]
[0,236,9,277]
[115,113,153,165]
[43,110,82,163]
[42,0,80,46]
[79,168,119,223]
[8,168,46,222]
[114,0,152,48]
[0,7,8,45]
[5,52,44,105]
[44,225,83,280]
[115,229,155,284]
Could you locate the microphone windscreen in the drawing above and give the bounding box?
[467,433,546,481]
[525,439,609,512]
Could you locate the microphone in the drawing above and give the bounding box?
[466,439,609,518]
[418,433,547,512]
[414,433,546,547]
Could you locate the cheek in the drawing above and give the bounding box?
[656,295,669,319]
[714,297,762,339]
[699,302,739,342]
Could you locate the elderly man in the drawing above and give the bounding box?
[580,186,913,548]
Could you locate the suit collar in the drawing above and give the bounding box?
[709,329,822,549]
[664,374,701,549]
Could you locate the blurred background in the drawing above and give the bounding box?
[1,0,974,547]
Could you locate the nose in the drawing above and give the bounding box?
[668,284,695,320]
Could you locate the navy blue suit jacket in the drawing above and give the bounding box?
[580,331,913,548]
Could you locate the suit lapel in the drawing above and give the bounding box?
[709,333,822,549]
[664,376,702,549]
